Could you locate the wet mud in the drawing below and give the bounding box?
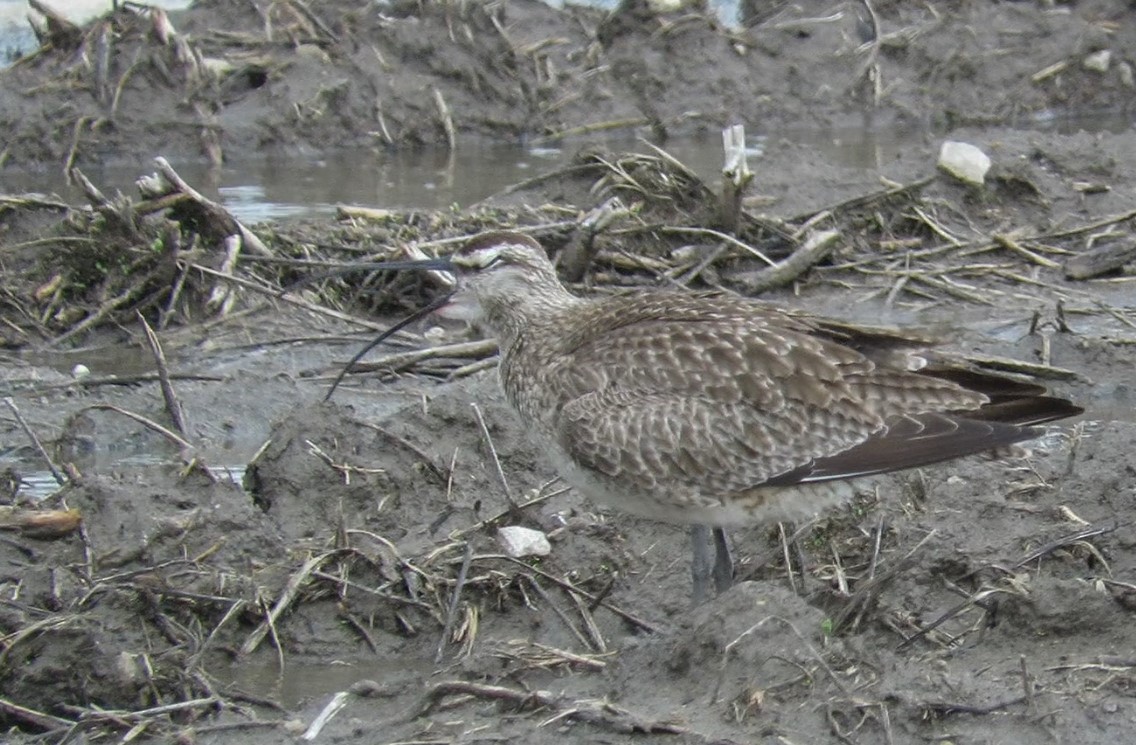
[2,1,1136,744]
[2,0,1135,168]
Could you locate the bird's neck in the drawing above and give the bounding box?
[482,281,583,349]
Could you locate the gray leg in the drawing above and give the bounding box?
[690,524,713,604]
[712,527,734,593]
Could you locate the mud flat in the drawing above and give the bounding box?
[2,1,1136,744]
[1,0,1134,168]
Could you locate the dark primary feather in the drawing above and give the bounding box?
[762,413,1032,487]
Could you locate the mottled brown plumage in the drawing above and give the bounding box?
[442,231,1080,530]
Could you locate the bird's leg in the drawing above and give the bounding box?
[691,526,735,602]
[712,527,734,593]
[690,524,714,604]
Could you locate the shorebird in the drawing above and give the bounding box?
[333,231,1082,600]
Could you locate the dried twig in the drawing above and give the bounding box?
[435,542,473,663]
[1011,522,1118,569]
[520,575,595,651]
[339,339,498,378]
[896,584,1019,651]
[240,550,348,656]
[416,680,686,734]
[0,696,75,731]
[492,639,610,672]
[717,124,753,233]
[832,529,938,633]
[301,691,349,741]
[137,313,191,441]
[432,87,456,152]
[727,229,840,294]
[475,554,660,634]
[152,156,271,257]
[471,401,515,508]
[3,397,67,486]
[83,403,195,451]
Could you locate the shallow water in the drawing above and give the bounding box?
[221,658,433,710]
[1,125,923,222]
[4,119,1129,224]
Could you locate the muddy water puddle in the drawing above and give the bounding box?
[1,333,428,501]
[221,658,432,709]
[4,457,247,501]
[5,114,1129,222]
[2,126,922,221]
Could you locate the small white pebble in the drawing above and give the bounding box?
[670,245,701,263]
[1117,61,1134,88]
[497,526,551,558]
[1082,49,1111,73]
[938,141,992,186]
[282,719,307,735]
[201,57,235,78]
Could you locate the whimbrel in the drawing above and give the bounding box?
[337,231,1082,600]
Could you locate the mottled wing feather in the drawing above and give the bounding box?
[557,392,874,494]
[543,294,991,495]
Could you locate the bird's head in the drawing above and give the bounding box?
[318,231,568,399]
[440,231,562,322]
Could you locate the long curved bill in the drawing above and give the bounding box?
[303,256,457,401]
[286,256,455,291]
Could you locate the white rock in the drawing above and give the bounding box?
[1083,49,1111,73]
[296,43,331,64]
[201,57,235,78]
[71,363,91,380]
[937,141,992,186]
[113,651,141,685]
[1118,61,1134,88]
[497,526,551,558]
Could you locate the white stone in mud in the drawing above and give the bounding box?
[497,525,551,558]
[201,57,236,78]
[1083,49,1111,73]
[938,141,992,186]
[1118,61,1134,88]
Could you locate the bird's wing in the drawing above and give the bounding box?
[556,388,869,495]
[547,299,989,494]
